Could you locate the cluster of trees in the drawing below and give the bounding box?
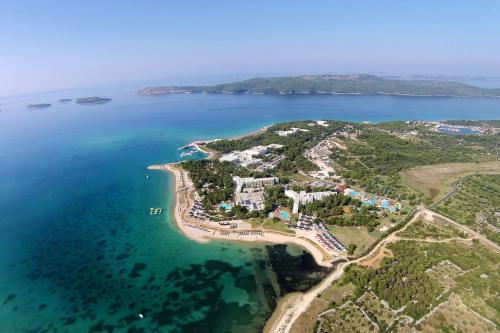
[181,160,235,210]
[301,194,380,231]
[342,241,474,320]
[264,186,293,213]
[181,159,268,211]
[181,159,292,219]
[344,243,443,319]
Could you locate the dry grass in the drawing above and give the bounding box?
[358,292,397,327]
[360,244,393,269]
[289,283,355,333]
[320,302,377,333]
[400,161,500,202]
[419,294,497,333]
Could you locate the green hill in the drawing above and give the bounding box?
[137,74,500,97]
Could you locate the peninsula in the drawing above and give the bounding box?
[76,96,112,104]
[150,119,500,333]
[137,74,500,97]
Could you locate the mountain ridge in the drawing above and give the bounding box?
[137,74,500,97]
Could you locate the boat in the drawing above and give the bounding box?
[150,207,163,215]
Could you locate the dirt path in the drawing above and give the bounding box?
[265,208,424,333]
[423,208,500,253]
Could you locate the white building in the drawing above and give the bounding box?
[234,190,265,211]
[233,176,279,193]
[285,190,337,214]
[275,127,310,137]
[219,146,269,167]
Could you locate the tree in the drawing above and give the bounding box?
[347,243,357,255]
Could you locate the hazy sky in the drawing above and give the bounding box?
[1,1,500,96]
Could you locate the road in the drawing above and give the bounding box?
[268,207,424,333]
[423,208,500,253]
[268,203,500,333]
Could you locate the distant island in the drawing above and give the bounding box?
[58,98,72,103]
[76,97,112,104]
[28,103,52,108]
[137,74,500,97]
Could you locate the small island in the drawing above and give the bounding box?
[58,98,72,103]
[137,74,500,97]
[76,97,112,104]
[28,103,52,108]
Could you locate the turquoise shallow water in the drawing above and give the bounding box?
[0,85,499,332]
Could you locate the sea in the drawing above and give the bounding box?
[0,81,499,333]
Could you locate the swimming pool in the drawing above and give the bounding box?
[220,202,233,211]
[279,210,290,220]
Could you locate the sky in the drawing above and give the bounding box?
[1,0,500,97]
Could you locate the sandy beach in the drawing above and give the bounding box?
[147,163,333,268]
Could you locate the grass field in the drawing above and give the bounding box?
[249,218,295,234]
[400,161,500,203]
[326,225,378,256]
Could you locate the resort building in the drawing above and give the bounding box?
[234,190,266,211]
[219,145,279,167]
[233,176,279,193]
[231,176,279,211]
[285,190,337,214]
[275,127,310,137]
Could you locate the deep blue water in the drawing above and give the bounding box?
[0,85,499,332]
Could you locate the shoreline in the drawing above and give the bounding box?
[148,162,333,268]
[183,124,272,160]
[138,90,500,99]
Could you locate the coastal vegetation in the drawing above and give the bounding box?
[300,194,380,232]
[137,74,500,97]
